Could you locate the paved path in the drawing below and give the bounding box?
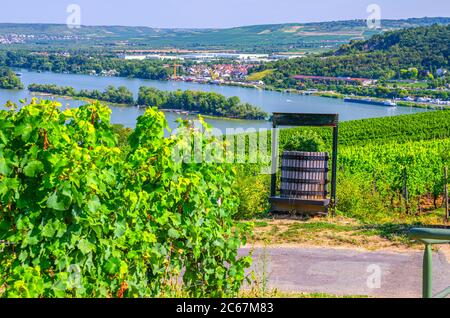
[239,247,450,298]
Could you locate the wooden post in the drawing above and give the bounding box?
[270,125,279,197]
[445,166,449,222]
[330,125,339,214]
[372,170,377,193]
[403,167,410,213]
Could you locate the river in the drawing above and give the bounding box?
[0,69,428,133]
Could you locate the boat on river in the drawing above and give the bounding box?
[344,97,397,107]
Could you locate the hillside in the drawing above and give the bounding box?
[0,17,449,52]
[254,24,450,88]
[336,23,450,57]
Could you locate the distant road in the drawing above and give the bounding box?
[239,246,450,298]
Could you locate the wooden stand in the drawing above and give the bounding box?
[269,113,339,216]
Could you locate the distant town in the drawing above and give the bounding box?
[0,33,85,44]
[116,51,303,87]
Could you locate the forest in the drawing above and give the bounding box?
[0,51,170,80]
[1,17,449,52]
[299,82,449,100]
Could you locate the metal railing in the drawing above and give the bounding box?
[409,228,450,298]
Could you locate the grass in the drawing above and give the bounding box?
[241,290,369,298]
[246,69,274,81]
[243,208,449,250]
[387,81,429,89]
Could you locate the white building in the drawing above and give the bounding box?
[118,54,184,61]
[118,54,147,60]
[179,53,269,62]
[146,54,184,61]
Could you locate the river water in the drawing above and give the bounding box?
[0,69,428,132]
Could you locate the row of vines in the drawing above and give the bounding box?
[276,111,450,214]
[278,110,450,148]
[339,139,450,205]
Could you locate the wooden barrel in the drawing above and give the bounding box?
[280,151,329,200]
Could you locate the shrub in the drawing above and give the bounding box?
[0,99,251,298]
[281,129,325,152]
[235,172,271,220]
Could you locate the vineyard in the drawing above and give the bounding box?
[278,110,450,147]
[339,139,449,205]
[1,98,449,298]
[0,99,250,298]
[281,111,450,215]
[236,110,450,219]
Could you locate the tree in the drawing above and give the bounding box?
[0,67,23,89]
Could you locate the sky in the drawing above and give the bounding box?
[0,0,449,28]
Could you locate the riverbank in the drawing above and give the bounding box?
[30,92,132,108]
[263,87,449,110]
[315,91,450,109]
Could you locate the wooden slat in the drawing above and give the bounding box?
[281,167,329,173]
[280,151,329,200]
[281,178,327,184]
[273,113,339,127]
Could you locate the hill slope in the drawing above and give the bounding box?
[0,17,449,52]
[254,24,450,87]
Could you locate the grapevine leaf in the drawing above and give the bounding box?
[104,257,120,274]
[23,160,44,177]
[47,192,68,211]
[168,228,180,239]
[42,222,56,238]
[87,196,101,213]
[78,239,95,255]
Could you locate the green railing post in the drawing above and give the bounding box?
[409,228,450,298]
[423,244,433,298]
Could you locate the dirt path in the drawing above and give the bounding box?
[239,246,450,298]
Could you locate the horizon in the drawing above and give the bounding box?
[0,0,449,29]
[0,16,449,30]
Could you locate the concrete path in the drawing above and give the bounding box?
[239,247,450,298]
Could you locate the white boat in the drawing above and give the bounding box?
[383,100,397,107]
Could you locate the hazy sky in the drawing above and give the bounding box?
[0,0,449,28]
